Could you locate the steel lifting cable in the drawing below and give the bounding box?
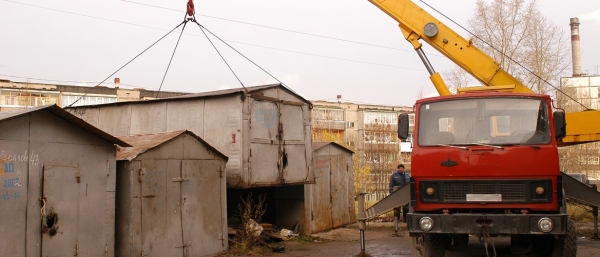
[479,224,497,257]
[154,0,199,97]
[192,20,298,94]
[66,20,187,108]
[156,21,189,98]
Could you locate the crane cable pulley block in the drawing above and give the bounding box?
[186,0,196,22]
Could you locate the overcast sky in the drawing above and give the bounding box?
[1,0,599,106]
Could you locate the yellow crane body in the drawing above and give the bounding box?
[369,0,600,146]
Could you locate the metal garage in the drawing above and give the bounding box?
[0,104,129,256]
[114,130,228,257]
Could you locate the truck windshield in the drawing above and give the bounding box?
[418,98,551,146]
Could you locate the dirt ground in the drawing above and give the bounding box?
[257,222,600,257]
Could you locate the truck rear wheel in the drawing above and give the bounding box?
[411,233,449,257]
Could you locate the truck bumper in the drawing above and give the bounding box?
[407,213,568,236]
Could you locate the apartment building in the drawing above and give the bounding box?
[0,79,187,111]
[311,99,414,201]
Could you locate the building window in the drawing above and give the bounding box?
[313,108,344,121]
[364,111,397,124]
[61,95,117,107]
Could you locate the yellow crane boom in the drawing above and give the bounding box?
[369,0,600,146]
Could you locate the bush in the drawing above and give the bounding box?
[228,193,267,256]
[567,202,593,222]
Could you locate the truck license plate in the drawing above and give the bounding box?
[466,194,502,202]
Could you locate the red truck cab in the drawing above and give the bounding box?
[398,92,574,256]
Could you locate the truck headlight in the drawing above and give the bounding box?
[538,217,553,233]
[419,217,434,231]
[530,180,551,202]
[421,182,439,202]
[535,186,544,195]
[426,187,435,195]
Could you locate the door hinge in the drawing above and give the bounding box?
[74,243,79,256]
[174,242,191,248]
[138,168,146,182]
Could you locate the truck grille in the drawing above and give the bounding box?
[443,181,526,202]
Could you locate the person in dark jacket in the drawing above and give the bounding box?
[389,164,410,234]
[389,164,410,193]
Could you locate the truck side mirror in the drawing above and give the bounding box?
[553,111,566,139]
[398,114,409,140]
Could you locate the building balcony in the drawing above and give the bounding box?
[313,120,346,130]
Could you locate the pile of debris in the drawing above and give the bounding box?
[228,218,298,253]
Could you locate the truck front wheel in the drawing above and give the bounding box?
[530,218,577,257]
[411,233,450,257]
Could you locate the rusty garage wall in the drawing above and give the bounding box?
[308,142,355,234]
[67,84,314,189]
[0,105,129,257]
[115,130,228,257]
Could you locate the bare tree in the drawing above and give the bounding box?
[557,78,600,179]
[442,66,470,94]
[416,86,425,100]
[467,0,570,94]
[364,122,401,200]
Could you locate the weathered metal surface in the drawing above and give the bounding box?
[406,213,569,235]
[42,165,80,256]
[331,154,352,227]
[312,154,334,233]
[131,102,167,135]
[116,130,227,162]
[0,106,123,257]
[562,172,600,207]
[181,160,226,256]
[308,142,355,234]
[115,131,228,257]
[0,140,28,256]
[67,84,313,189]
[0,105,130,146]
[283,144,310,183]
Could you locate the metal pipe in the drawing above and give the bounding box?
[416,48,436,75]
[593,205,599,239]
[357,193,367,256]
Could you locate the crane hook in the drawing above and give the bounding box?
[186,0,195,20]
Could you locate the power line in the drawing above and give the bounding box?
[120,0,416,53]
[4,0,414,53]
[66,20,187,108]
[2,0,428,73]
[3,0,161,31]
[419,0,588,110]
